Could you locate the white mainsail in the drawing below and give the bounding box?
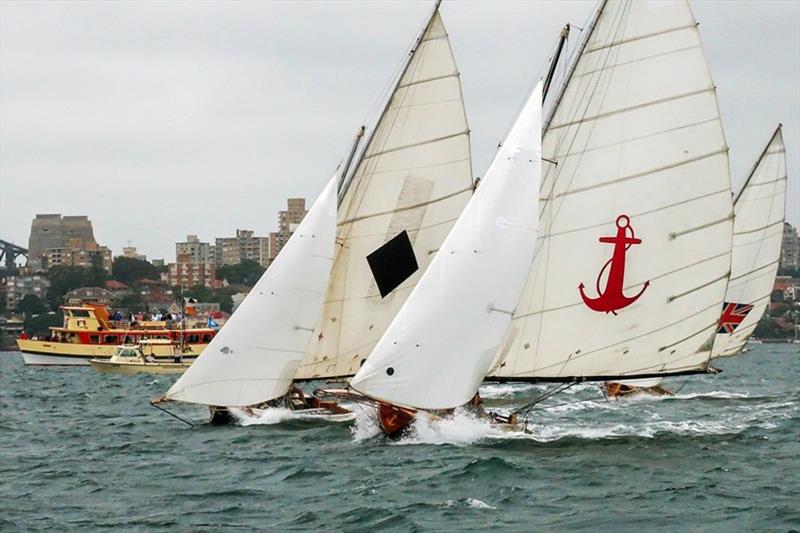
[712,125,787,357]
[350,82,542,410]
[165,175,338,407]
[296,7,474,380]
[490,0,734,381]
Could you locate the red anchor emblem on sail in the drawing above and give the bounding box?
[579,214,649,315]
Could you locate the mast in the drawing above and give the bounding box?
[337,126,366,201]
[542,23,570,103]
[337,0,443,208]
[733,123,783,205]
[543,0,608,131]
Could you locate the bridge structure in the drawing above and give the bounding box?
[0,239,28,270]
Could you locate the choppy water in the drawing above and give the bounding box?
[1,345,798,531]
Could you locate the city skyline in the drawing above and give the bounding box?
[2,1,799,261]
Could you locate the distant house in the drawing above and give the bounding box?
[104,280,131,298]
[774,276,797,302]
[63,287,116,307]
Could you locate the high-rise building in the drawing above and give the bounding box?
[175,235,214,264]
[781,222,799,269]
[3,275,50,310]
[27,214,111,272]
[269,198,307,262]
[215,229,270,267]
[167,254,216,288]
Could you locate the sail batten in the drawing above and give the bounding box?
[297,8,474,380]
[490,0,734,381]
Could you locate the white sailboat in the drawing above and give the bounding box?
[156,175,350,422]
[607,125,788,395]
[711,125,787,357]
[154,2,472,424]
[296,3,474,381]
[488,0,735,390]
[345,81,543,437]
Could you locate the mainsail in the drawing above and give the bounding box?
[490,0,734,381]
[296,6,474,380]
[350,82,542,410]
[712,125,787,357]
[164,175,338,407]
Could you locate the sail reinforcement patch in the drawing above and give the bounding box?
[367,230,419,298]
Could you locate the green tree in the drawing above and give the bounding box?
[112,257,160,285]
[215,259,264,286]
[24,310,63,338]
[87,254,109,287]
[46,266,91,308]
[17,294,47,316]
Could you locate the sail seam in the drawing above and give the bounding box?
[398,72,459,89]
[365,156,471,177]
[668,214,732,240]
[658,322,717,352]
[550,117,720,161]
[547,148,727,201]
[337,187,471,226]
[361,130,469,160]
[419,34,448,44]
[549,86,716,131]
[575,44,701,79]
[728,261,780,282]
[739,176,787,189]
[667,272,729,302]
[732,219,784,237]
[584,22,697,54]
[543,188,730,238]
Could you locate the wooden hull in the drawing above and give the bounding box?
[604,379,672,398]
[17,339,207,366]
[89,359,191,375]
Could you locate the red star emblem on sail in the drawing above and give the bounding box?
[717,302,753,334]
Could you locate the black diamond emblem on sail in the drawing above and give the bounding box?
[367,230,419,298]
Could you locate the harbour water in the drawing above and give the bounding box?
[1,345,798,531]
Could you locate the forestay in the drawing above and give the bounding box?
[350,83,542,410]
[165,175,338,407]
[490,0,734,381]
[712,126,787,357]
[296,8,474,380]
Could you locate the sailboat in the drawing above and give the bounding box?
[606,124,788,395]
[295,2,474,381]
[154,174,349,423]
[710,125,788,357]
[340,81,543,437]
[153,2,474,424]
[487,0,735,397]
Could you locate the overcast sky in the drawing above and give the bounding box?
[1,0,798,262]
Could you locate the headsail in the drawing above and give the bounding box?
[350,83,542,410]
[491,0,734,381]
[164,175,338,407]
[712,125,787,357]
[297,7,473,380]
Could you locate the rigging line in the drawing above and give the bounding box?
[513,382,577,417]
[671,378,691,396]
[150,400,196,428]
[529,1,631,368]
